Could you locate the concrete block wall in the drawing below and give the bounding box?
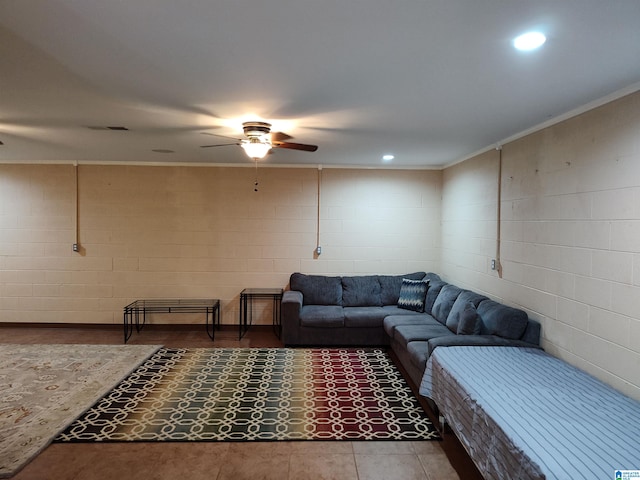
[441,91,640,400]
[0,165,441,326]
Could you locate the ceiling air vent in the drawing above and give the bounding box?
[86,126,129,131]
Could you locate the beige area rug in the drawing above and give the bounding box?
[0,343,161,478]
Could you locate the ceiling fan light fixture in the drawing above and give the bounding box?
[513,31,546,51]
[243,121,272,138]
[241,139,271,159]
[200,120,317,159]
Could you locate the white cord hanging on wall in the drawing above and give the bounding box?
[253,160,259,192]
[494,145,502,277]
[73,162,80,253]
[315,165,322,256]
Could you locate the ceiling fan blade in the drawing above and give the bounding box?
[200,143,240,148]
[271,131,293,142]
[201,132,242,141]
[274,142,318,152]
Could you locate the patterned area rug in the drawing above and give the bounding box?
[56,348,439,442]
[0,344,161,479]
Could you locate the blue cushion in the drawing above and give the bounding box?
[381,305,428,316]
[383,314,439,338]
[476,299,529,339]
[431,284,463,324]
[342,276,382,307]
[343,307,387,327]
[290,273,343,306]
[397,278,429,312]
[395,324,453,348]
[424,280,446,314]
[423,272,442,283]
[445,290,488,332]
[456,303,482,335]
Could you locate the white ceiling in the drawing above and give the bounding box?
[1,0,639,168]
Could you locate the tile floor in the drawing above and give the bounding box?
[1,324,484,480]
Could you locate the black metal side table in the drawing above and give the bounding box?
[239,288,283,340]
[123,298,220,343]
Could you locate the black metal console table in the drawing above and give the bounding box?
[123,298,220,343]
[239,288,283,340]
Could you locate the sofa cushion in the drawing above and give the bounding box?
[423,272,442,283]
[397,278,429,312]
[445,290,488,332]
[379,272,426,305]
[424,280,446,315]
[343,307,387,327]
[383,314,440,338]
[299,305,344,327]
[381,305,427,317]
[476,299,529,340]
[456,303,482,335]
[290,273,343,306]
[431,284,463,324]
[394,324,453,348]
[342,276,382,307]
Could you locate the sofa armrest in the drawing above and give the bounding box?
[281,290,303,345]
[426,335,542,358]
[282,290,303,309]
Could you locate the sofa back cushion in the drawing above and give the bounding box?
[431,284,463,324]
[476,299,529,339]
[423,272,442,283]
[456,303,483,335]
[445,290,488,332]
[342,276,382,307]
[424,280,446,314]
[290,273,343,306]
[378,272,426,305]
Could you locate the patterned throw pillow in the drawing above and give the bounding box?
[397,278,429,312]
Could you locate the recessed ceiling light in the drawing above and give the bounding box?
[513,31,546,51]
[382,154,394,161]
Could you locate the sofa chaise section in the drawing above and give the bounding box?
[386,284,541,387]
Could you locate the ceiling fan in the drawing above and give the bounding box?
[200,121,318,160]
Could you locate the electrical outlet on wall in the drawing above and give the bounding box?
[491,259,497,270]
[316,246,322,255]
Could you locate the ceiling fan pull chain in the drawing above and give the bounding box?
[254,159,259,192]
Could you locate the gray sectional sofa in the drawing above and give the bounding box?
[281,271,541,387]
